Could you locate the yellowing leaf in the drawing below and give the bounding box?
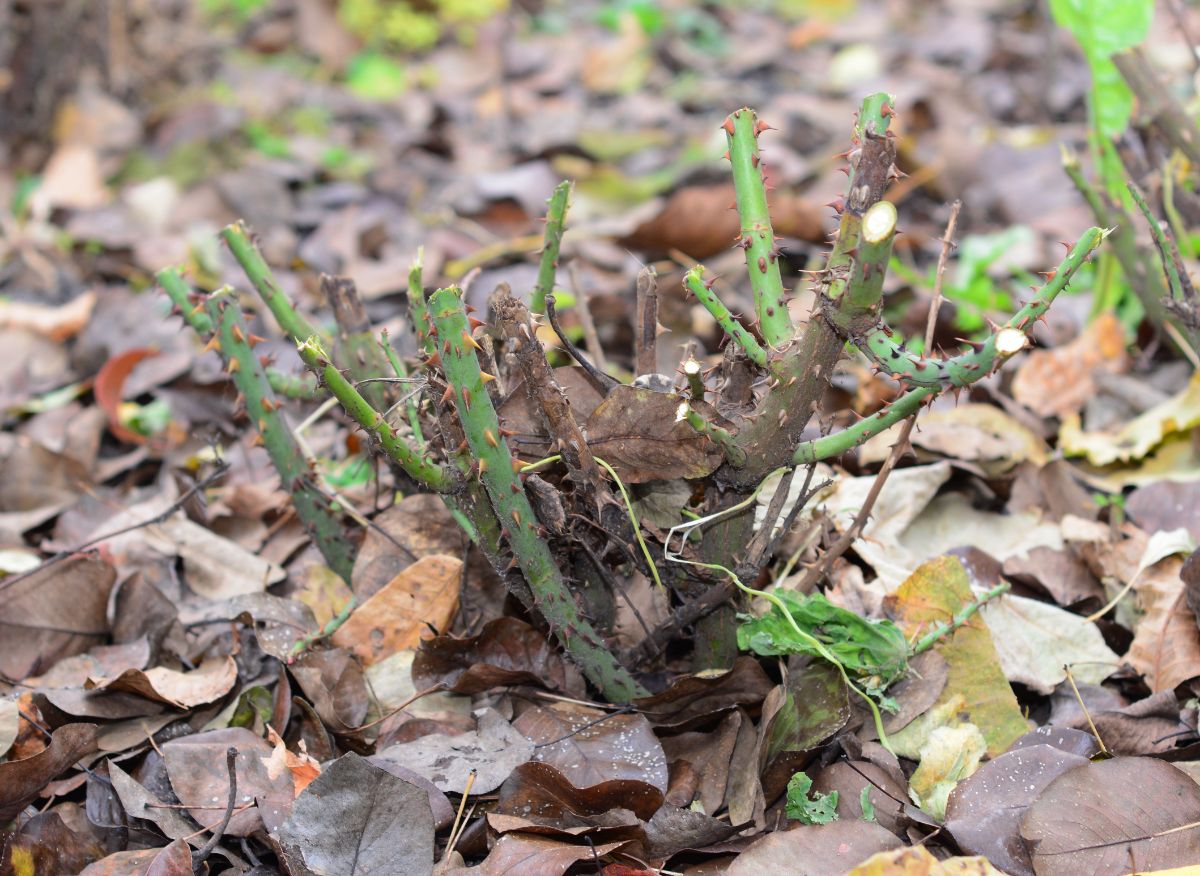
[884,557,1029,756]
[908,722,986,821]
[847,845,1005,875]
[1061,372,1200,466]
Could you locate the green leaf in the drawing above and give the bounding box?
[345,52,408,101]
[859,786,877,822]
[737,591,910,695]
[1048,0,1154,136]
[785,771,839,824]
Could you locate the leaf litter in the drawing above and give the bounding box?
[3,1,1200,874]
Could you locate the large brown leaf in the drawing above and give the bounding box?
[726,820,904,876]
[583,385,725,483]
[0,554,114,680]
[1019,757,1200,875]
[495,761,664,824]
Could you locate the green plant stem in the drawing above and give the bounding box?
[853,226,1107,387]
[1128,183,1194,316]
[266,370,319,400]
[379,329,426,446]
[792,385,936,465]
[219,227,453,492]
[725,107,792,346]
[910,581,1010,655]
[220,222,323,344]
[160,268,356,581]
[287,597,358,662]
[684,266,767,367]
[531,181,571,313]
[295,334,455,491]
[684,407,747,467]
[206,290,356,582]
[429,287,645,702]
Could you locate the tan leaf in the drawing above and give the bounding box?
[1013,312,1128,418]
[332,555,463,665]
[1127,554,1199,691]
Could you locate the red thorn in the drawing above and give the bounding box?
[722,117,736,136]
[881,101,895,118]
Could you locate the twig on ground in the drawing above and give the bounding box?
[192,747,238,870]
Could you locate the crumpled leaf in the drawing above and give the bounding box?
[1061,371,1200,466]
[785,770,839,824]
[495,761,664,825]
[1020,757,1200,875]
[1012,311,1128,418]
[908,721,987,821]
[278,752,434,876]
[1127,548,1199,692]
[583,385,724,483]
[78,840,192,875]
[979,594,1118,694]
[884,557,1028,756]
[880,403,1048,472]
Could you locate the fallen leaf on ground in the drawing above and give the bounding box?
[1013,311,1128,418]
[86,655,238,709]
[846,845,1005,874]
[1060,371,1200,465]
[726,820,904,876]
[331,554,462,665]
[885,556,1029,756]
[0,723,97,821]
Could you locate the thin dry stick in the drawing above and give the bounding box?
[568,262,607,371]
[796,200,962,592]
[634,266,659,376]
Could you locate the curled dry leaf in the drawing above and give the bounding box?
[85,655,238,709]
[495,761,665,825]
[0,722,97,821]
[1012,311,1128,418]
[412,616,584,695]
[634,656,775,731]
[78,839,192,876]
[1126,552,1199,692]
[0,291,98,342]
[93,347,159,445]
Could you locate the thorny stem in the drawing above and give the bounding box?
[724,107,792,346]
[217,226,455,492]
[909,581,1011,655]
[288,596,359,662]
[295,335,454,491]
[531,181,571,313]
[204,288,356,582]
[430,287,645,702]
[795,201,961,594]
[684,266,768,367]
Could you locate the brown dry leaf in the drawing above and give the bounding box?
[0,437,94,542]
[0,554,115,681]
[618,184,825,259]
[726,820,904,876]
[0,291,97,342]
[78,840,192,876]
[442,833,625,876]
[162,727,295,837]
[1020,757,1200,875]
[412,616,584,695]
[634,657,775,731]
[0,723,97,821]
[1013,312,1128,418]
[3,811,106,875]
[902,403,1048,471]
[86,656,238,709]
[351,494,469,599]
[155,513,285,599]
[331,554,462,665]
[584,385,725,483]
[495,761,664,824]
[513,705,668,791]
[1126,553,1199,692]
[30,144,111,214]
